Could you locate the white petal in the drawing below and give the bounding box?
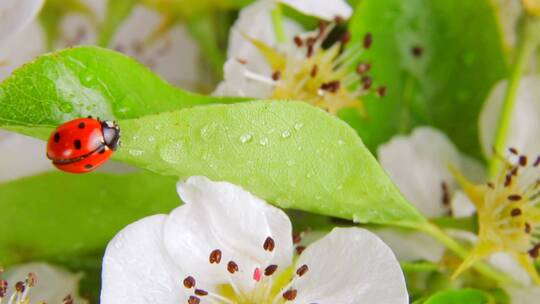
[505,286,540,304]
[0,0,44,44]
[480,77,540,158]
[0,20,45,80]
[0,131,53,183]
[5,262,86,304]
[291,227,408,304]
[375,228,445,263]
[110,6,200,89]
[226,0,303,74]
[378,127,470,218]
[450,190,476,218]
[488,252,531,286]
[101,215,186,304]
[163,176,293,292]
[213,58,273,98]
[279,0,352,20]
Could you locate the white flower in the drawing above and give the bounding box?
[479,76,540,158]
[101,176,408,304]
[376,126,539,286]
[0,131,52,183]
[378,127,483,219]
[2,262,86,304]
[215,0,380,115]
[0,0,44,45]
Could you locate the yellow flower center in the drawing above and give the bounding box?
[183,236,311,303]
[247,21,385,115]
[452,149,540,283]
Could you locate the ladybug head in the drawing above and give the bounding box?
[101,120,121,151]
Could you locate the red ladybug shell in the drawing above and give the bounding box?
[47,118,115,173]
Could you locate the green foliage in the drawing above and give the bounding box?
[344,0,508,160]
[0,46,234,128]
[424,289,490,304]
[0,171,178,265]
[0,47,425,231]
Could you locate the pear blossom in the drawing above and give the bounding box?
[377,126,540,288]
[215,0,384,114]
[479,77,540,158]
[101,176,408,304]
[375,127,483,263]
[1,262,85,304]
[378,127,484,219]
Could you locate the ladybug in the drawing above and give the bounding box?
[47,117,120,173]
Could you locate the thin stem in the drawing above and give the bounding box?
[489,16,538,177]
[415,222,516,285]
[271,4,286,43]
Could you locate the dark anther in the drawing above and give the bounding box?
[209,249,222,264]
[355,62,371,74]
[194,289,208,296]
[508,194,522,201]
[272,71,281,81]
[296,264,309,276]
[363,33,373,49]
[263,237,275,252]
[264,264,278,276]
[283,289,298,301]
[227,261,239,274]
[411,45,423,57]
[183,276,196,288]
[510,208,522,217]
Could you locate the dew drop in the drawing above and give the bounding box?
[59,102,74,113]
[239,133,253,144]
[281,130,291,138]
[337,139,345,146]
[148,136,155,142]
[159,140,184,164]
[128,149,144,156]
[259,137,269,146]
[294,122,304,131]
[286,159,295,166]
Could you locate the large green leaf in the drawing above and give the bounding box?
[424,289,489,304]
[0,172,178,265]
[116,101,425,225]
[1,101,424,226]
[0,46,234,128]
[0,46,424,227]
[344,0,508,159]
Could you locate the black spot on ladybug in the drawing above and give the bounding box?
[84,164,93,169]
[54,132,60,143]
[78,122,86,129]
[74,140,82,150]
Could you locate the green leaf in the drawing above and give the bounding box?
[0,46,236,128]
[0,171,178,265]
[115,101,424,225]
[0,47,424,227]
[424,289,489,304]
[345,0,508,159]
